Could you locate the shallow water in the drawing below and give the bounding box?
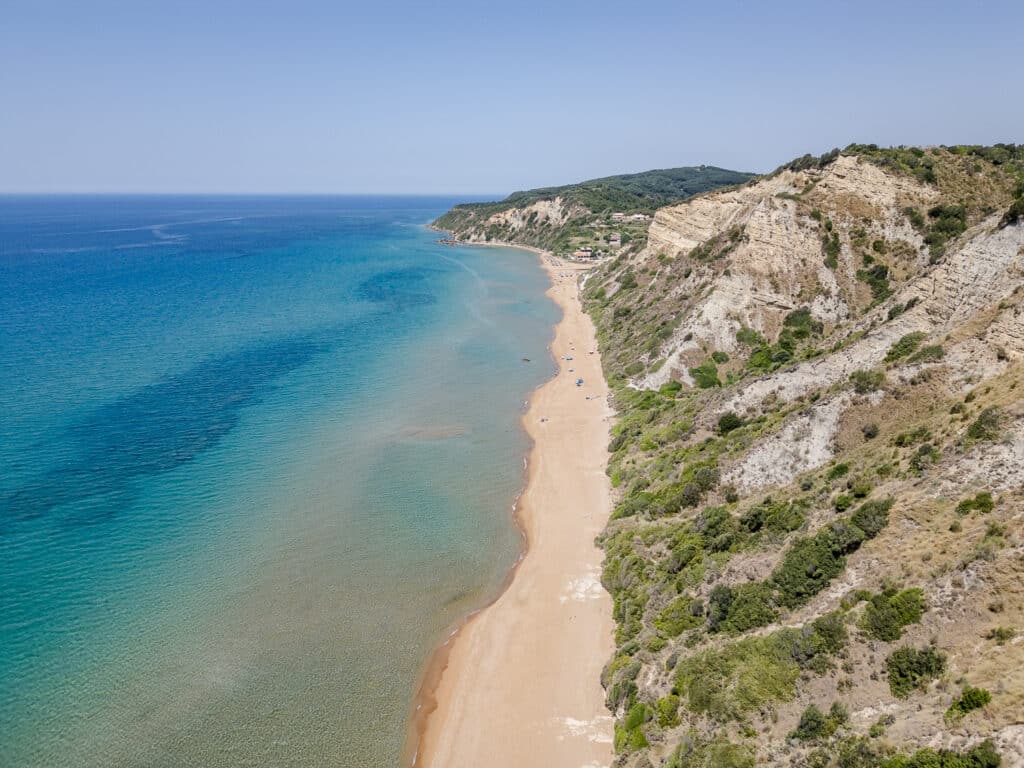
[0,196,558,767]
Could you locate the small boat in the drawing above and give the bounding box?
[521,357,531,362]
[576,378,584,386]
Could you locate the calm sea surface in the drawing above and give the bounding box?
[0,196,558,767]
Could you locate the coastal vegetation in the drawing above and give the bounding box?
[571,144,1021,766]
[432,165,752,255]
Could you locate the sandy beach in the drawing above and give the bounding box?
[411,251,615,768]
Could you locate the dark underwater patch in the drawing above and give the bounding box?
[1,333,329,530]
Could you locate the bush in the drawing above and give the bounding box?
[849,497,894,539]
[717,411,744,435]
[616,702,651,751]
[675,618,844,722]
[860,588,926,641]
[784,307,824,338]
[720,582,778,634]
[885,332,927,362]
[828,463,850,480]
[987,626,1015,645]
[893,426,931,446]
[857,263,892,301]
[791,701,848,742]
[966,406,1003,442]
[656,694,681,727]
[886,646,946,698]
[909,443,940,474]
[946,686,991,720]
[665,737,756,768]
[909,344,944,364]
[689,360,721,388]
[862,422,880,440]
[707,584,734,633]
[741,498,807,535]
[791,704,828,741]
[772,522,865,608]
[956,491,995,516]
[656,595,705,637]
[850,369,886,393]
[879,739,1001,768]
[736,326,765,347]
[711,350,730,363]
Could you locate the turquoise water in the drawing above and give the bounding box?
[0,197,559,767]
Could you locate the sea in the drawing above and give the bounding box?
[0,196,559,767]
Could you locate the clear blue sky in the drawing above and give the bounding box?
[2,0,1021,194]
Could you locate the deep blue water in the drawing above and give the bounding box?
[0,196,558,767]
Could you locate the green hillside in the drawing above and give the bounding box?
[433,165,753,254]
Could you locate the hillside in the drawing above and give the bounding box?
[581,144,1024,767]
[433,166,753,255]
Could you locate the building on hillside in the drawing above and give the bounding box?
[611,212,625,221]
[630,213,650,221]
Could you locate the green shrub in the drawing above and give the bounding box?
[720,582,778,634]
[966,406,1003,442]
[893,426,931,446]
[784,307,824,338]
[862,422,880,440]
[850,369,886,393]
[946,686,991,720]
[689,360,721,388]
[823,229,841,269]
[656,595,705,637]
[850,479,873,498]
[886,646,946,698]
[656,694,681,727]
[717,411,744,435]
[856,263,892,301]
[773,524,861,608]
[834,493,854,512]
[860,588,926,641]
[903,206,926,229]
[879,739,1001,768]
[712,350,730,363]
[885,332,927,362]
[791,704,827,741]
[956,491,995,516]
[735,326,766,347]
[616,702,651,751]
[828,463,850,480]
[665,737,756,768]
[909,344,944,364]
[674,618,848,722]
[924,204,967,257]
[849,497,894,539]
[740,498,807,535]
[909,443,940,474]
[791,701,848,742]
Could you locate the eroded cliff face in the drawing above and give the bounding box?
[583,146,1024,768]
[443,196,580,244]
[632,156,954,390]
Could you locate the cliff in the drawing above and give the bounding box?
[582,144,1024,767]
[433,166,753,255]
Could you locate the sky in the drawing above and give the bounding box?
[1,0,1021,194]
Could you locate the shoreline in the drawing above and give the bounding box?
[405,237,615,768]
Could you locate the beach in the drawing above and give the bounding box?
[413,252,615,768]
